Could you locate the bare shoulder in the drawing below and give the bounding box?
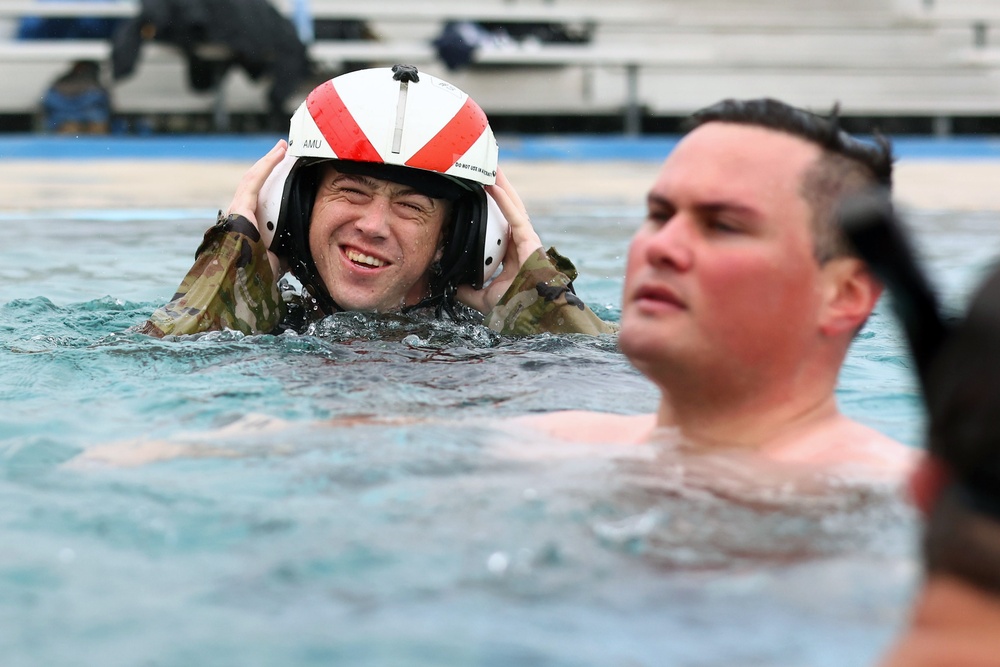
[510,410,657,445]
[833,418,917,468]
[766,415,918,477]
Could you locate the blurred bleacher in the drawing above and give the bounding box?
[3,0,1000,134]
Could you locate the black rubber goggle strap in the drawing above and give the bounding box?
[951,480,1000,522]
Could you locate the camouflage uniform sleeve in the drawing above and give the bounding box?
[484,247,618,336]
[138,213,285,337]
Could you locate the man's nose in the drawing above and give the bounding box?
[353,199,391,238]
[645,214,694,270]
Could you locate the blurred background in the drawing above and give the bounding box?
[4,0,1000,137]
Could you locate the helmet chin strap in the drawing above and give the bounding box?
[402,284,462,321]
[402,247,457,319]
[274,160,345,317]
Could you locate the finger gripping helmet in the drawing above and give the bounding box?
[256,65,509,313]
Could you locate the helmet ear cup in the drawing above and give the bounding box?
[272,162,340,314]
[268,160,315,261]
[430,187,510,295]
[482,192,510,285]
[434,189,487,292]
[255,152,298,250]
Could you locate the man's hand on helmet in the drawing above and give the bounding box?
[227,140,288,280]
[456,168,543,314]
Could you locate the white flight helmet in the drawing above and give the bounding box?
[255,64,509,310]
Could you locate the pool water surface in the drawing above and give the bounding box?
[1,198,997,666]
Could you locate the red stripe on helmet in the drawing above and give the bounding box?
[405,97,488,174]
[306,80,382,163]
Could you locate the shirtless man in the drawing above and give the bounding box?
[521,98,914,475]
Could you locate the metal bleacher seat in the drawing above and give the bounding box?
[583,0,1000,121]
[5,0,1000,133]
[0,0,639,130]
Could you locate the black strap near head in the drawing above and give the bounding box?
[838,189,949,392]
[954,481,1000,522]
[272,160,341,316]
[840,190,1000,509]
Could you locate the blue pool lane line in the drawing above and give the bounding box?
[2,134,1000,161]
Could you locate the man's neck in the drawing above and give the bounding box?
[655,374,840,451]
[880,575,1000,667]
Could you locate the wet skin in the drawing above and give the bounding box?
[308,165,448,312]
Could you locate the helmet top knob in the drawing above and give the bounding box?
[391,64,420,83]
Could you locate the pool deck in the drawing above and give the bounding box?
[2,135,1000,211]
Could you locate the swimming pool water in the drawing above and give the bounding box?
[0,202,994,666]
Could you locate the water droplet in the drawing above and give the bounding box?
[486,551,509,575]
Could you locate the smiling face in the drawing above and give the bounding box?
[308,165,449,312]
[619,122,830,388]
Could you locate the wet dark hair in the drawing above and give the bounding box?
[687,98,894,263]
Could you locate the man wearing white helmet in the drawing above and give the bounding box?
[140,65,613,337]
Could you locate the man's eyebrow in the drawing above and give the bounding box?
[696,201,762,220]
[645,192,675,210]
[332,173,432,200]
[330,173,374,187]
[386,183,433,199]
[647,192,762,220]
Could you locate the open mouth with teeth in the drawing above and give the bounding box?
[345,248,387,268]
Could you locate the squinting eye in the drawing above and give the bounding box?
[332,186,359,196]
[708,219,741,233]
[646,209,673,225]
[396,199,433,214]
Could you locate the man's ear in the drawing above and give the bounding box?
[909,455,950,516]
[818,257,883,337]
[433,217,450,264]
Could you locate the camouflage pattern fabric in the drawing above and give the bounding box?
[484,247,618,335]
[140,221,615,337]
[139,214,284,337]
